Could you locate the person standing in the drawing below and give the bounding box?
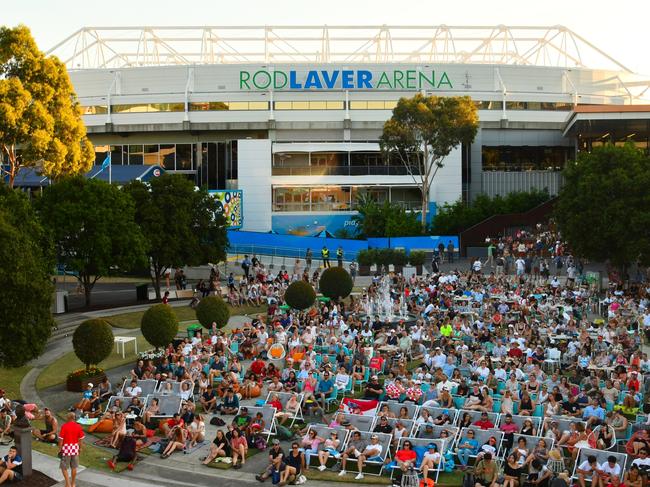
[241,255,252,279]
[58,412,85,487]
[305,248,313,270]
[349,261,358,283]
[321,246,330,269]
[485,241,495,267]
[336,246,344,267]
[446,240,455,264]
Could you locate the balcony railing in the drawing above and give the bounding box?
[271,165,419,176]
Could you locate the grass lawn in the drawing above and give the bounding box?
[105,303,267,329]
[36,322,195,390]
[0,365,32,399]
[304,470,391,484]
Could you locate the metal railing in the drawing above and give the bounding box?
[228,244,360,268]
[271,165,419,177]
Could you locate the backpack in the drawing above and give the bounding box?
[549,477,568,487]
[210,417,225,427]
[462,472,475,487]
[254,436,268,450]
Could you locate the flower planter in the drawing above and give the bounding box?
[66,372,107,393]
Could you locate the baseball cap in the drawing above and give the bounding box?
[428,443,437,449]
[371,434,378,439]
[442,409,450,415]
[87,383,94,388]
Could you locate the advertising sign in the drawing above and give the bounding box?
[209,190,243,229]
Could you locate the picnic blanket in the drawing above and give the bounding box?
[94,436,161,452]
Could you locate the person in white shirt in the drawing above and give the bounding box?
[515,257,526,276]
[125,380,142,398]
[576,455,602,487]
[600,456,622,483]
[334,366,351,391]
[472,259,482,273]
[432,349,447,369]
[493,366,507,382]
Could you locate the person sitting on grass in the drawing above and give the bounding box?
[187,415,205,448]
[160,425,186,459]
[0,446,23,484]
[107,431,138,471]
[200,385,217,414]
[108,411,127,449]
[217,388,240,415]
[202,430,230,465]
[230,428,248,469]
[32,407,58,443]
[160,413,183,438]
[255,439,284,482]
[339,433,383,480]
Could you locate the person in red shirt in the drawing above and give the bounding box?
[627,372,641,393]
[473,412,495,430]
[394,440,417,470]
[58,412,85,487]
[250,358,266,377]
[508,342,523,359]
[160,413,184,438]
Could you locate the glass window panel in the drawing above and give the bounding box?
[227,102,247,110]
[176,144,192,170]
[351,186,389,207]
[309,101,327,110]
[143,145,160,165]
[527,102,542,110]
[248,101,269,110]
[94,145,109,165]
[82,106,108,115]
[189,102,209,111]
[384,101,398,110]
[291,101,310,110]
[310,153,346,166]
[160,144,176,170]
[481,146,572,171]
[110,145,125,165]
[208,102,229,111]
[506,101,526,110]
[273,187,310,212]
[326,101,345,109]
[390,187,422,210]
[128,145,144,165]
[349,101,368,109]
[367,101,386,109]
[275,101,292,110]
[310,186,351,211]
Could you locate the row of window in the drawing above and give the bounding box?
[482,146,573,172]
[81,100,574,114]
[94,144,194,170]
[272,186,422,212]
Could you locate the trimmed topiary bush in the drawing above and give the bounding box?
[72,319,114,370]
[319,267,353,301]
[141,304,179,350]
[196,295,230,329]
[284,280,316,310]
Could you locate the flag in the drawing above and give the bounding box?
[339,397,378,416]
[101,153,111,170]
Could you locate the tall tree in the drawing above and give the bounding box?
[123,174,228,300]
[0,25,94,187]
[380,94,478,227]
[38,177,147,306]
[0,184,55,367]
[556,144,650,270]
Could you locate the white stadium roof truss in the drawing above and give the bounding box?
[48,25,632,72]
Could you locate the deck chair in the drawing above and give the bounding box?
[389,437,446,482]
[542,417,587,437]
[144,394,183,418]
[304,424,350,467]
[156,380,183,395]
[245,405,277,441]
[378,400,419,419]
[497,414,542,436]
[504,433,554,458]
[454,428,504,464]
[341,413,375,432]
[418,406,460,425]
[340,430,393,476]
[414,424,460,448]
[105,396,131,413]
[455,409,499,428]
[121,379,158,397]
[571,447,627,484]
[265,391,305,426]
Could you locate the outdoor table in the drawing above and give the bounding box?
[114,336,138,358]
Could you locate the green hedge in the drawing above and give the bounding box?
[319,267,353,300]
[196,296,230,329]
[284,281,316,310]
[72,319,114,369]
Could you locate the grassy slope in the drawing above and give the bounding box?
[0,366,32,400]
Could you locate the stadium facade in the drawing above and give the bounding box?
[47,26,650,235]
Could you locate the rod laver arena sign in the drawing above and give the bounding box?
[239,68,453,91]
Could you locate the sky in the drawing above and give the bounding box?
[3,0,650,74]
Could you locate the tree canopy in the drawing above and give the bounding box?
[72,319,114,370]
[0,184,55,367]
[555,144,650,269]
[124,174,228,299]
[352,195,423,238]
[380,94,478,227]
[38,177,147,306]
[0,25,94,187]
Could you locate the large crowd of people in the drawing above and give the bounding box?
[1,229,649,487]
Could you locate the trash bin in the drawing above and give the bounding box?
[187,324,203,339]
[51,291,68,314]
[136,284,148,301]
